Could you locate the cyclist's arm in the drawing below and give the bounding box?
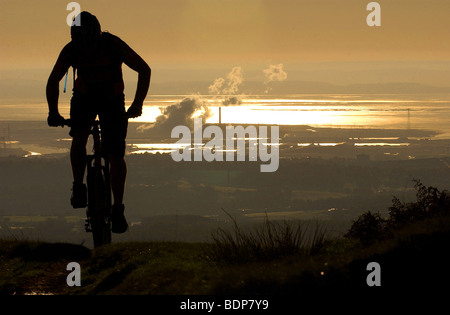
[121,43,151,107]
[46,44,72,115]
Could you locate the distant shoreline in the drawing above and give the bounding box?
[1,119,449,161]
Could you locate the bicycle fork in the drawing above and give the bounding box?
[84,124,112,237]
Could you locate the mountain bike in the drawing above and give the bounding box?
[64,119,112,248]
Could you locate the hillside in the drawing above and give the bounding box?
[2,181,449,314]
[1,214,449,297]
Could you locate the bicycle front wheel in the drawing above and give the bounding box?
[87,166,112,248]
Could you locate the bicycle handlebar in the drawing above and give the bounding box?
[59,113,131,128]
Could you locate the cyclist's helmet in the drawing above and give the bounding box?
[70,11,101,52]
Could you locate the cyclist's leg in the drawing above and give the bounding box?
[69,128,90,208]
[108,141,128,233]
[110,155,127,206]
[99,93,128,206]
[70,128,90,183]
[69,92,96,208]
[99,94,129,232]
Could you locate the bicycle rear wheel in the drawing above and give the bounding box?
[87,165,112,248]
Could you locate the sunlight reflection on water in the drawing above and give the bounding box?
[129,94,450,134]
[2,94,450,156]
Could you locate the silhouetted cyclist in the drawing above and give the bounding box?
[46,11,151,233]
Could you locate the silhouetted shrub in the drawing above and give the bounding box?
[344,211,389,246]
[345,180,450,246]
[388,180,450,228]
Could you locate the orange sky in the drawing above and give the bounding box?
[0,0,449,99]
[1,0,449,70]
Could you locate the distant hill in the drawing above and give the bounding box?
[134,80,450,95]
[1,77,449,103]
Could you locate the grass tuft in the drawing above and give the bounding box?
[206,209,327,264]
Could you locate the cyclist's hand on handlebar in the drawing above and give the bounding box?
[47,112,66,127]
[126,103,143,118]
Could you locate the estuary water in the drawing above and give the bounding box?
[1,93,450,156]
[2,93,450,133]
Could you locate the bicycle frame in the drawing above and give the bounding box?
[85,120,112,247]
[61,118,113,247]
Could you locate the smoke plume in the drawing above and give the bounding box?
[137,96,211,133]
[263,64,287,93]
[137,65,289,134]
[208,66,243,105]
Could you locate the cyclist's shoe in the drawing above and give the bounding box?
[71,182,87,208]
[112,204,128,233]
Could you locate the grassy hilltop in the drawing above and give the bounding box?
[1,181,449,296]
